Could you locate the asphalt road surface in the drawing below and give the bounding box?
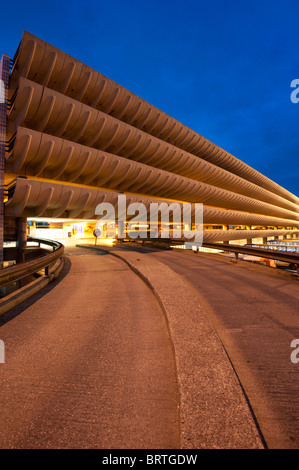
[141,247,299,449]
[0,248,179,449]
[1,243,299,449]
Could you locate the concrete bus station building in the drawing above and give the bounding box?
[1,31,299,262]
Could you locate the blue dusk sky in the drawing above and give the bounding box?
[1,0,299,195]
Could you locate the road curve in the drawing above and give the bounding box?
[144,248,299,449]
[0,248,179,449]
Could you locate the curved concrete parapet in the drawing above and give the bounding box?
[10,31,299,206]
[5,178,299,236]
[6,78,299,220]
[5,77,299,221]
[6,126,299,215]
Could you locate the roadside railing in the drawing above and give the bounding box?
[201,242,299,272]
[0,237,64,289]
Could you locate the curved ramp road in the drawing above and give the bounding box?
[0,248,179,449]
[143,248,299,449]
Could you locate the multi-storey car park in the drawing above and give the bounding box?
[1,31,299,263]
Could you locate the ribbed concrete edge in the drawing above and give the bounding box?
[0,257,65,317]
[77,244,264,449]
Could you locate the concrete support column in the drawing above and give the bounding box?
[263,237,267,244]
[16,217,27,263]
[117,220,125,239]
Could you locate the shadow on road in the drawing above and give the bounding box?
[0,257,72,327]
